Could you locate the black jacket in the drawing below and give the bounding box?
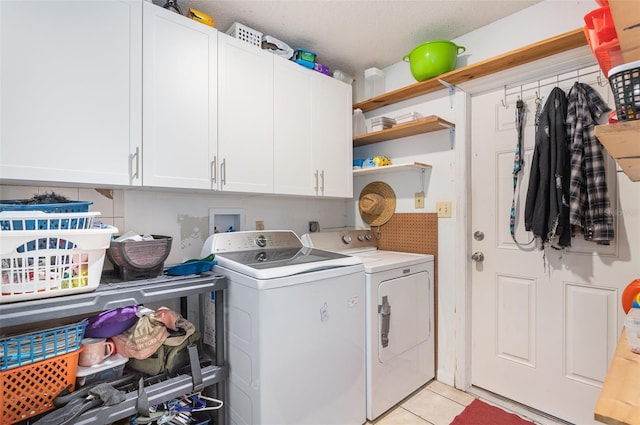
[524,87,571,248]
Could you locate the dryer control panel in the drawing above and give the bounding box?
[302,230,378,252]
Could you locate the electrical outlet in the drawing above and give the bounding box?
[256,220,265,230]
[414,192,425,209]
[436,201,452,218]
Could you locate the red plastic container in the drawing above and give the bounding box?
[584,5,623,77]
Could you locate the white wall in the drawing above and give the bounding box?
[0,184,349,266]
[358,0,608,387]
[122,190,349,263]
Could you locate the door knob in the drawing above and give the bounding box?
[471,251,484,262]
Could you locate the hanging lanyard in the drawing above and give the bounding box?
[509,99,533,246]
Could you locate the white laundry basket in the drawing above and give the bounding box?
[0,217,117,303]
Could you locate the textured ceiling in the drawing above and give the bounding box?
[161,0,543,80]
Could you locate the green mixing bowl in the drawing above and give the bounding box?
[403,40,466,82]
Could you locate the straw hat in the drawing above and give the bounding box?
[359,181,396,226]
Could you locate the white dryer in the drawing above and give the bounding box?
[302,230,435,420]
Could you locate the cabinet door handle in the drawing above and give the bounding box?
[131,147,140,181]
[314,170,319,194]
[320,170,325,195]
[221,158,226,186]
[211,156,217,185]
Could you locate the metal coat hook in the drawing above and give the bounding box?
[501,85,508,108]
[535,81,543,106]
[597,74,608,87]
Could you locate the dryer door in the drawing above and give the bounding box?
[377,271,430,362]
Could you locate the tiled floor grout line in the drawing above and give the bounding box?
[398,407,434,424]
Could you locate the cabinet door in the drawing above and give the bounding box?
[217,34,273,194]
[142,3,217,189]
[0,0,142,186]
[273,59,315,196]
[312,76,353,198]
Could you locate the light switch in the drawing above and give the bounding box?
[415,192,425,209]
[436,201,452,218]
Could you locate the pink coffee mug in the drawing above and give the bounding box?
[78,337,115,367]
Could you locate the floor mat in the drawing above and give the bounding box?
[450,399,535,425]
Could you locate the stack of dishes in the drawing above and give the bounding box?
[394,112,423,125]
[370,116,395,132]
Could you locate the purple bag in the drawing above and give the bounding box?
[84,304,142,338]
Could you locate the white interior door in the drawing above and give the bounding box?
[470,67,625,425]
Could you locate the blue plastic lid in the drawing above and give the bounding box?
[164,260,217,276]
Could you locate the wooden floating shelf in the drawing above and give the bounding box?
[594,330,640,425]
[595,120,640,182]
[353,162,432,176]
[353,28,588,113]
[353,115,454,147]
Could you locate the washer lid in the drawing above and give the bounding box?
[216,247,361,279]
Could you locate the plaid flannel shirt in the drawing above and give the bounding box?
[566,82,614,244]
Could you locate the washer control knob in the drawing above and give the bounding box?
[256,235,267,248]
[341,235,352,244]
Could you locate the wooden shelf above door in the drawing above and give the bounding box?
[353,28,588,113]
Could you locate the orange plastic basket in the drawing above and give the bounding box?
[1,348,80,424]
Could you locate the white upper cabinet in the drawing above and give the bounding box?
[273,58,353,197]
[312,72,353,198]
[217,33,274,194]
[0,0,142,186]
[273,59,315,196]
[142,2,218,189]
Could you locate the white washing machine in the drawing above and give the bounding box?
[302,229,435,420]
[201,230,366,425]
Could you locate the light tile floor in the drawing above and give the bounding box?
[366,380,544,425]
